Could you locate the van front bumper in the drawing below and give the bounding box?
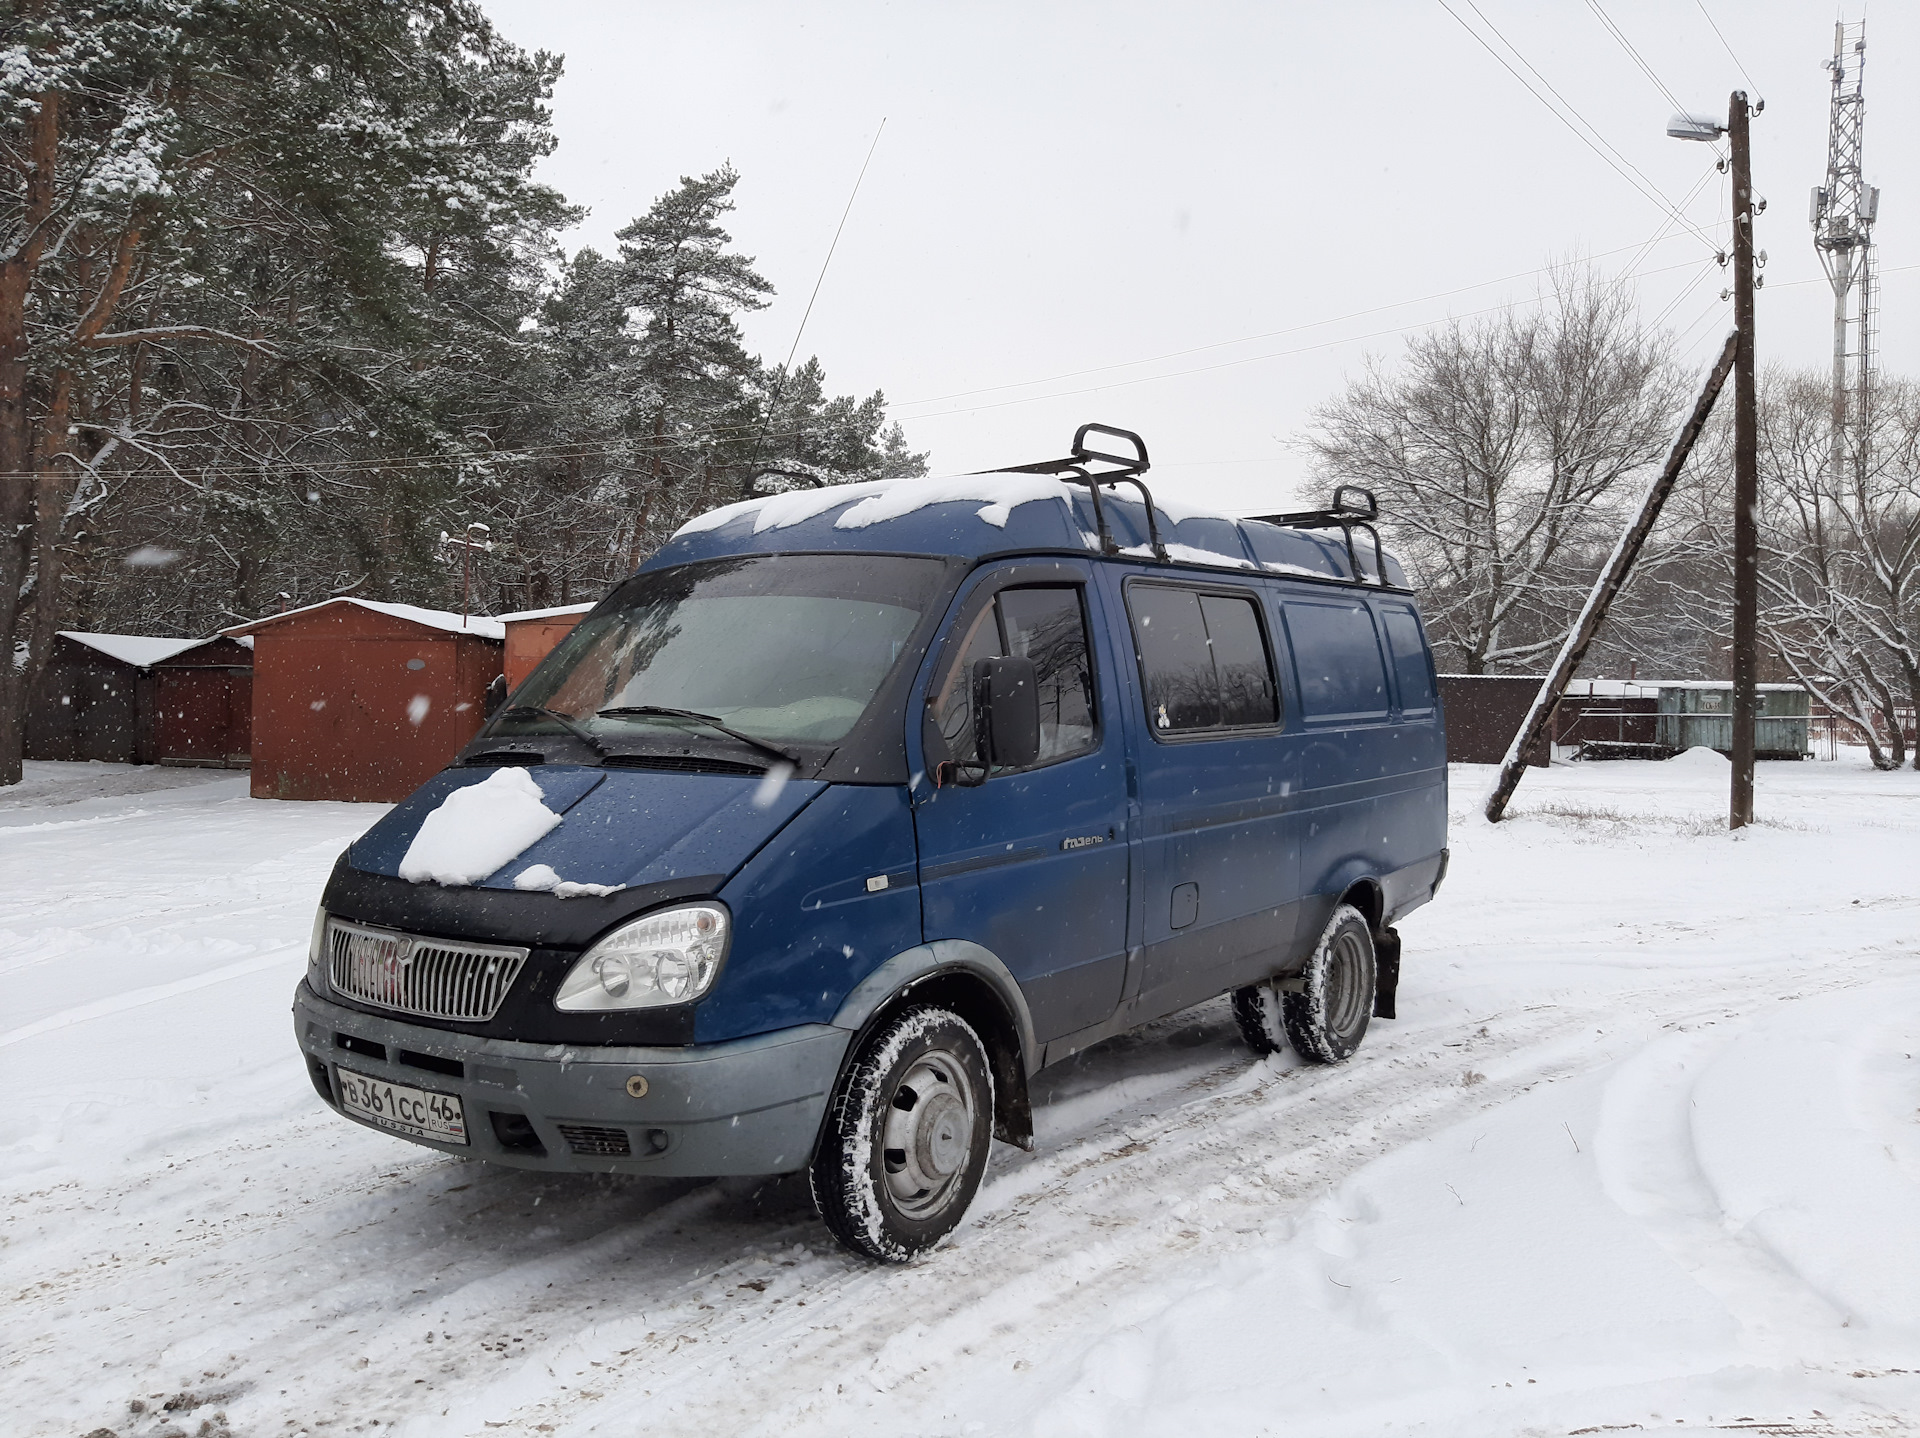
[292,982,849,1176]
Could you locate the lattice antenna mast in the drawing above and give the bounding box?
[1810,20,1879,494]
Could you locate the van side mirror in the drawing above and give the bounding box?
[973,655,1041,770]
[484,673,508,719]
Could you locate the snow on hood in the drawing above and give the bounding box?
[351,764,825,894]
[397,767,564,886]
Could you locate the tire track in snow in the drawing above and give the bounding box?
[377,959,1894,1438]
[0,945,303,1050]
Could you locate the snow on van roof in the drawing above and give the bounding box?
[58,631,204,668]
[665,470,1409,587]
[222,597,506,641]
[674,472,1083,539]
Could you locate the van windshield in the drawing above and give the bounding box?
[501,554,947,751]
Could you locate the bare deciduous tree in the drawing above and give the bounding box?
[1754,369,1920,769]
[1308,270,1688,674]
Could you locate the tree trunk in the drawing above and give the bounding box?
[0,91,59,785]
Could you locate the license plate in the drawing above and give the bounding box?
[336,1067,468,1145]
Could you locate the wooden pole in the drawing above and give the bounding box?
[1727,91,1759,829]
[1484,331,1739,822]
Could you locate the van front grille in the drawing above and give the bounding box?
[558,1124,632,1157]
[327,920,527,1023]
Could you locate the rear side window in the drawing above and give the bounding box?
[1128,584,1279,734]
[1283,600,1389,721]
[1380,606,1436,714]
[929,585,1097,768]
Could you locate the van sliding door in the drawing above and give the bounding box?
[1122,579,1300,1020]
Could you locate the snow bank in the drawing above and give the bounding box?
[1668,745,1730,769]
[397,768,561,885]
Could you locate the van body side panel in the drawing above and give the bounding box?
[909,559,1132,1045]
[1279,588,1448,943]
[696,784,922,1044]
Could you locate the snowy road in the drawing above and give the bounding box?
[4,757,1918,1438]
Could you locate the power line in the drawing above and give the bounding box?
[898,256,1710,422]
[1435,0,1719,251]
[897,223,1719,409]
[1582,0,1688,115]
[1693,0,1764,105]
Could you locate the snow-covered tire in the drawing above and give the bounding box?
[810,1006,994,1263]
[1282,903,1376,1064]
[1231,981,1287,1055]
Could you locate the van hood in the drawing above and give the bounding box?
[348,764,825,893]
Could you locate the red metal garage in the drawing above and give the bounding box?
[27,631,201,764]
[151,636,255,767]
[499,603,593,690]
[225,600,503,802]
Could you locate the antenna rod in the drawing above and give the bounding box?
[777,119,887,388]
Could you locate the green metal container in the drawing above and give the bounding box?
[1655,684,1810,759]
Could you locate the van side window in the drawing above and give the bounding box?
[1283,599,1389,721]
[1128,584,1278,734]
[1379,606,1436,714]
[930,585,1097,768]
[999,588,1097,760]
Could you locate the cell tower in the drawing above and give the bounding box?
[1810,20,1879,491]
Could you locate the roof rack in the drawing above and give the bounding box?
[1248,484,1389,586]
[739,466,830,498]
[991,422,1169,562]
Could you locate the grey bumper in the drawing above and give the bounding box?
[293,982,849,1177]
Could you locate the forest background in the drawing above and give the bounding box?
[5,0,1918,778]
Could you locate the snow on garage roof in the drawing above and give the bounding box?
[58,631,204,668]
[222,598,505,641]
[495,603,595,624]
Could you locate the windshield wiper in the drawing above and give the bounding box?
[495,705,608,757]
[595,705,802,768]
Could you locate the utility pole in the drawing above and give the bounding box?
[1811,22,1877,498]
[1669,91,1761,828]
[1728,91,1759,830]
[439,523,493,629]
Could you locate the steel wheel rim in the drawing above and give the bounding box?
[1324,929,1370,1037]
[880,1046,978,1219]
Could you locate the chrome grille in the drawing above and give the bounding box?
[326,920,527,1023]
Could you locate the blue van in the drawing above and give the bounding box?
[293,426,1448,1261]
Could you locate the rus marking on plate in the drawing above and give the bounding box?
[1061,835,1106,850]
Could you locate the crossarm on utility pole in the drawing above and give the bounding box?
[1483,330,1739,823]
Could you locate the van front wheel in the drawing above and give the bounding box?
[810,1006,994,1262]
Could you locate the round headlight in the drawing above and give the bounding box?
[555,904,729,1012]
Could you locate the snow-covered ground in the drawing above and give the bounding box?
[4,754,1918,1438]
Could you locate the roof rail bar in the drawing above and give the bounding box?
[990,422,1168,561]
[739,467,829,499]
[1247,484,1389,585]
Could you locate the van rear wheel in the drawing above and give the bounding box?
[1234,904,1377,1063]
[810,1006,994,1262]
[1283,904,1376,1064]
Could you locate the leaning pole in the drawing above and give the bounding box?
[1484,331,1740,823]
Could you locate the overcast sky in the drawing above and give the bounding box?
[480,0,1914,515]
